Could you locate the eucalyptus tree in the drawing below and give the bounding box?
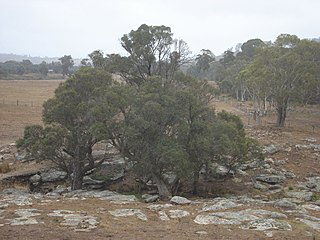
[120,24,191,84]
[243,34,320,127]
[17,67,117,190]
[59,55,74,77]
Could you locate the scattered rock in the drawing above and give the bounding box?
[170,196,191,205]
[304,137,317,143]
[147,204,173,212]
[241,219,292,231]
[48,210,98,231]
[274,199,298,210]
[142,194,159,203]
[254,182,268,191]
[196,231,208,235]
[64,190,137,203]
[263,144,281,155]
[41,170,67,182]
[303,204,320,212]
[201,199,242,212]
[255,174,285,185]
[239,209,287,219]
[158,211,170,221]
[8,208,43,226]
[274,160,286,166]
[298,218,320,231]
[29,174,41,184]
[7,195,33,206]
[109,209,147,221]
[168,210,190,219]
[286,191,313,201]
[194,214,241,225]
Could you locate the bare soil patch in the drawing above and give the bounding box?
[0,80,63,146]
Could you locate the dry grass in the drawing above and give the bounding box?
[0,80,63,146]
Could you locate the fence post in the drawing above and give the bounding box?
[17,100,19,106]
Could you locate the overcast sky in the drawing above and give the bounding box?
[1,0,319,58]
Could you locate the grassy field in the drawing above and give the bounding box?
[0,80,63,146]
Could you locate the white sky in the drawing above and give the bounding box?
[0,0,319,58]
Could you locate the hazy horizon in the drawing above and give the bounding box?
[1,0,320,59]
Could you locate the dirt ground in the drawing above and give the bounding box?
[0,80,63,146]
[1,80,320,239]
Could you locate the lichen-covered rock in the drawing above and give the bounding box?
[255,174,285,184]
[201,199,242,212]
[41,170,67,182]
[168,210,190,219]
[241,218,292,231]
[170,196,191,205]
[109,209,147,221]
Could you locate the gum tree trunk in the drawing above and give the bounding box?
[152,173,171,200]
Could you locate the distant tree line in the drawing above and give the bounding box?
[17,24,259,199]
[187,35,320,127]
[0,55,76,78]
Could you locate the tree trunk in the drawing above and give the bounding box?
[72,159,83,190]
[193,170,200,195]
[152,173,171,200]
[276,97,289,127]
[71,145,85,190]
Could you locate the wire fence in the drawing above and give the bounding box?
[0,99,43,108]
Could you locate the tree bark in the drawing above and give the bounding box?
[193,170,200,195]
[276,97,289,127]
[152,173,171,200]
[71,145,85,190]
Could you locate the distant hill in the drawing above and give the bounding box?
[0,53,82,66]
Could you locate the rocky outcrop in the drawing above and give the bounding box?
[255,174,285,185]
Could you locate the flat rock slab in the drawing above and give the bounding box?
[255,174,285,184]
[201,199,242,212]
[168,210,190,219]
[48,210,98,231]
[64,190,137,203]
[147,204,173,212]
[194,214,241,225]
[240,209,287,219]
[170,196,191,205]
[303,204,320,212]
[5,195,33,206]
[241,219,292,231]
[8,208,42,226]
[298,218,320,231]
[274,199,298,210]
[109,209,147,221]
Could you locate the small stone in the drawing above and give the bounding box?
[158,211,170,221]
[29,174,41,183]
[196,231,208,235]
[142,194,159,203]
[265,231,273,238]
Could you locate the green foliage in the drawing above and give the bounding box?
[311,192,320,201]
[120,24,190,83]
[18,67,116,190]
[59,55,74,77]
